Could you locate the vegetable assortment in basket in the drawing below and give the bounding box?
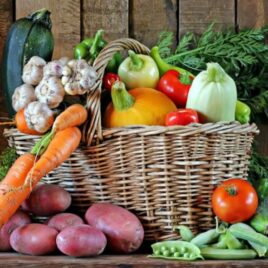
[1,9,261,243]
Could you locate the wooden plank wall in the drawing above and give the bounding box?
[0,0,268,152]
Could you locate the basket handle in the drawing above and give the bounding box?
[83,38,150,146]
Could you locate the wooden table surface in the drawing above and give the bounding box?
[0,253,268,268]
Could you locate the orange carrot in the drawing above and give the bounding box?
[31,104,87,156]
[12,109,41,135]
[26,127,81,186]
[0,109,54,135]
[15,109,42,135]
[0,127,81,226]
[0,153,36,227]
[52,104,88,133]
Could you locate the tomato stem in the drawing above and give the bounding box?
[225,185,237,196]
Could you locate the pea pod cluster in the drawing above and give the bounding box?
[150,222,268,261]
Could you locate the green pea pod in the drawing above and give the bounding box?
[201,247,257,260]
[229,222,268,247]
[173,226,194,242]
[248,241,267,257]
[190,229,219,247]
[235,100,251,124]
[211,234,228,249]
[150,240,203,261]
[224,230,243,250]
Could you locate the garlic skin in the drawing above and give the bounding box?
[22,56,46,86]
[43,57,69,77]
[12,84,37,112]
[24,101,53,133]
[61,59,97,95]
[35,76,65,108]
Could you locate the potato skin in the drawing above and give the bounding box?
[22,184,71,216]
[85,203,144,253]
[47,213,84,231]
[10,223,58,255]
[0,210,31,251]
[56,224,107,257]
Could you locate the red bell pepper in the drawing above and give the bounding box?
[157,70,192,107]
[103,73,120,91]
[165,109,199,126]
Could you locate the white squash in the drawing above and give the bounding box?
[186,63,237,123]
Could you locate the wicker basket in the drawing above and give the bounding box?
[4,38,259,241]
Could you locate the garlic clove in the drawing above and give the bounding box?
[12,84,36,112]
[58,57,69,66]
[62,66,72,76]
[61,76,70,85]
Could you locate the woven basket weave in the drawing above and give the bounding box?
[4,38,259,241]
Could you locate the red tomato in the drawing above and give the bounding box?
[103,73,120,91]
[157,70,193,107]
[212,178,258,224]
[165,109,199,126]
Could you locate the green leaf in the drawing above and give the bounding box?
[0,147,17,180]
[156,31,174,58]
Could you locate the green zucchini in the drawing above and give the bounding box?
[2,8,54,116]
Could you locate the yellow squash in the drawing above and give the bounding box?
[104,81,176,128]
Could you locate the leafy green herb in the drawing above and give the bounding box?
[156,31,174,58]
[248,145,268,192]
[0,147,17,180]
[156,24,268,122]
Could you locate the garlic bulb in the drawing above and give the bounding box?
[43,57,69,77]
[61,59,97,95]
[22,56,46,86]
[12,84,37,112]
[35,76,65,108]
[24,101,54,133]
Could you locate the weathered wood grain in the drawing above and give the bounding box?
[179,0,235,37]
[130,0,177,48]
[0,0,14,151]
[83,0,128,41]
[15,0,80,59]
[237,0,268,29]
[0,253,267,268]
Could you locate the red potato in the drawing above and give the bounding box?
[22,184,72,216]
[47,213,84,231]
[10,223,58,255]
[85,203,144,253]
[56,224,107,257]
[0,210,31,251]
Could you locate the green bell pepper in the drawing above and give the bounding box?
[74,29,122,72]
[235,100,251,124]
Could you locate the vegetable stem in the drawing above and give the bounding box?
[31,131,54,156]
[164,46,205,63]
[225,185,237,196]
[206,63,225,82]
[111,81,135,111]
[128,50,144,71]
